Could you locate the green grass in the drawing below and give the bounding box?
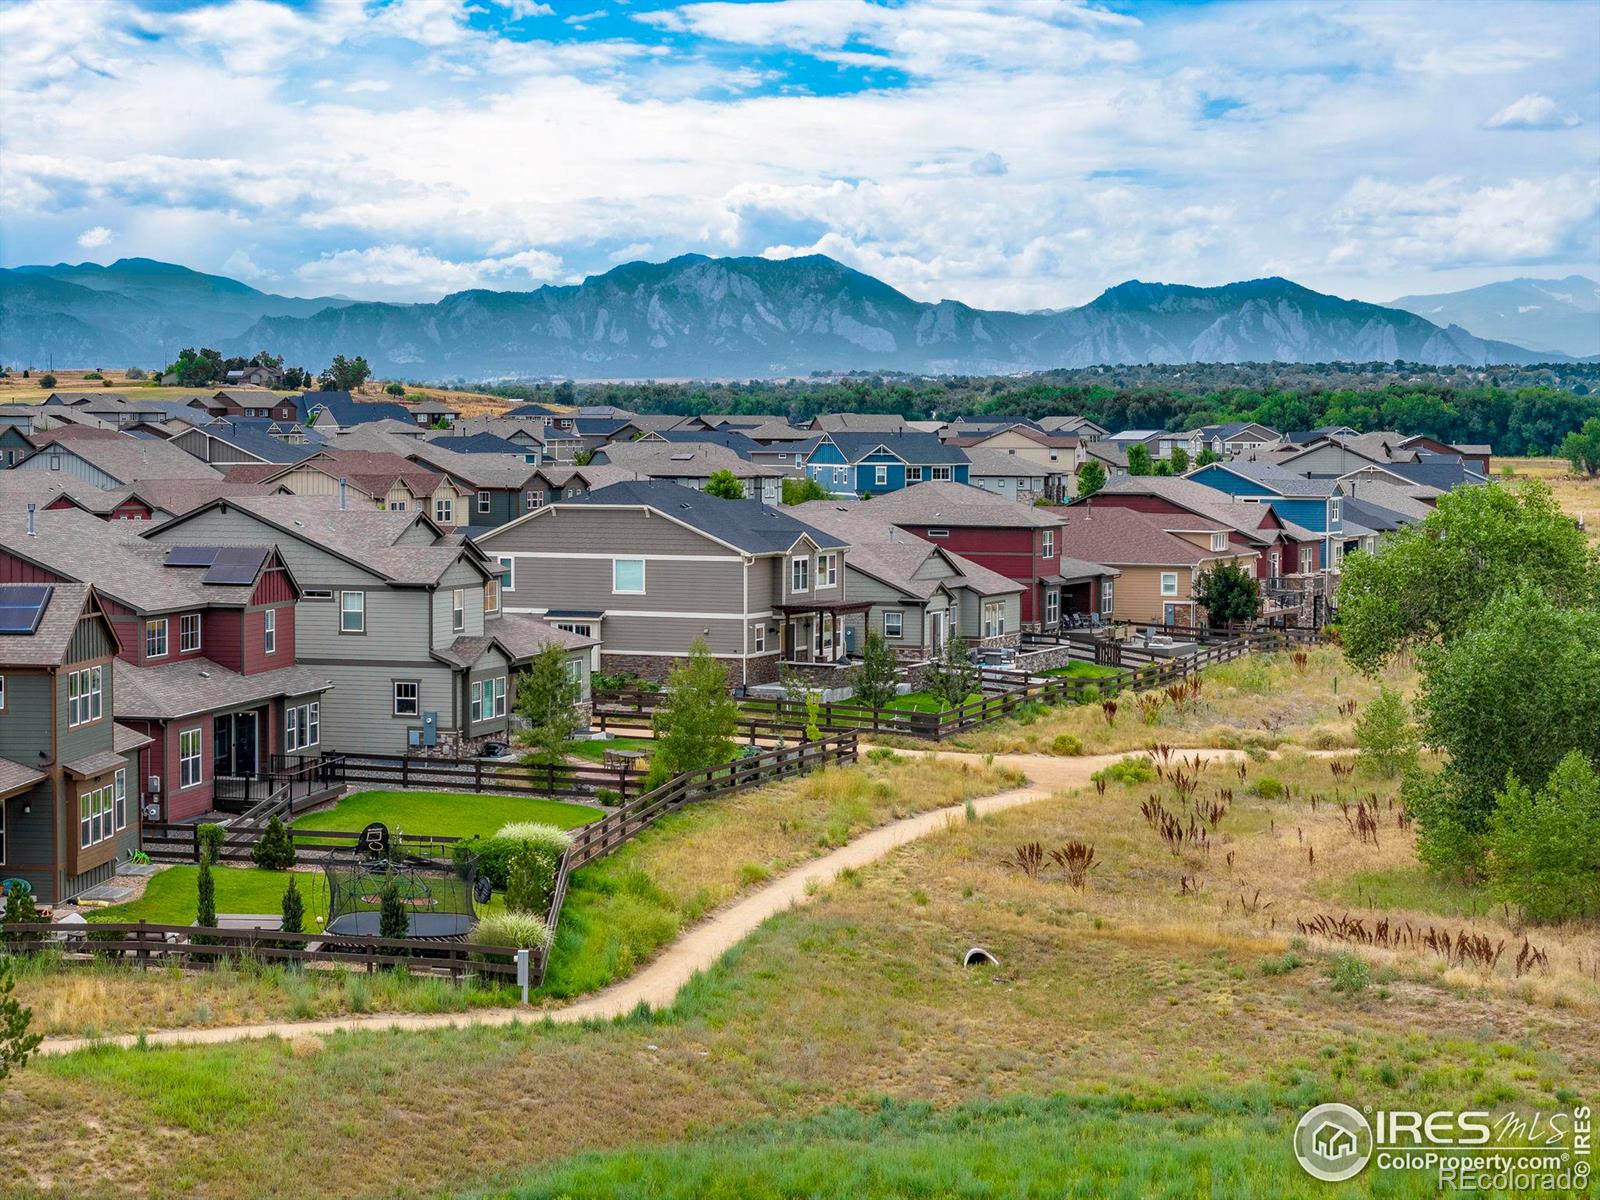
[86,866,330,927]
[293,789,596,840]
[561,736,657,763]
[1041,661,1120,679]
[883,690,980,713]
[1317,865,1494,920]
[482,1090,1449,1200]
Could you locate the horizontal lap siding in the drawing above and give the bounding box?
[2,782,58,902]
[0,671,52,762]
[313,663,458,754]
[484,506,730,557]
[242,606,294,674]
[165,717,215,822]
[205,608,244,672]
[601,614,746,656]
[1109,565,1194,624]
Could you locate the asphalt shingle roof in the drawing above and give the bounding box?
[823,431,968,465]
[0,581,99,666]
[790,504,1024,598]
[113,660,334,720]
[564,480,845,554]
[852,481,1064,529]
[593,441,784,479]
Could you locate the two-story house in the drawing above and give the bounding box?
[209,388,299,422]
[0,507,333,821]
[1185,461,1350,572]
[223,450,470,529]
[476,480,855,686]
[589,441,783,505]
[804,432,970,497]
[0,581,152,905]
[145,495,593,755]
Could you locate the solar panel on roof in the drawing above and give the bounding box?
[202,546,270,586]
[0,584,53,635]
[165,546,220,567]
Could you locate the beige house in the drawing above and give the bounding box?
[224,450,470,527]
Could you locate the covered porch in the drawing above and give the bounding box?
[1041,563,1119,632]
[775,599,873,666]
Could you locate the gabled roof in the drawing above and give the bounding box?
[248,449,446,498]
[422,432,532,456]
[1093,476,1285,543]
[503,403,564,418]
[642,428,764,457]
[1189,460,1340,498]
[811,412,908,433]
[788,504,1023,598]
[946,424,1079,450]
[113,660,333,720]
[1058,507,1246,568]
[184,417,326,464]
[432,612,598,669]
[1337,474,1442,519]
[961,448,1056,479]
[0,581,115,666]
[20,426,224,484]
[821,430,967,465]
[295,391,412,426]
[853,480,1063,529]
[592,441,783,479]
[403,444,542,490]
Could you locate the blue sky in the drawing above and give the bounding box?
[1,0,1596,308]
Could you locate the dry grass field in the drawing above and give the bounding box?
[1498,454,1600,543]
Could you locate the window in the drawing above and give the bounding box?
[494,556,515,594]
[790,556,810,593]
[0,675,5,712]
[114,769,127,831]
[303,588,333,601]
[452,587,466,632]
[926,528,949,539]
[470,680,482,722]
[435,497,454,524]
[832,466,846,485]
[525,491,543,510]
[1045,590,1060,624]
[485,579,501,614]
[1101,578,1115,614]
[1211,532,1228,552]
[180,613,202,653]
[874,464,888,486]
[340,590,365,633]
[477,491,491,516]
[178,727,203,789]
[816,553,837,588]
[1328,496,1342,525]
[264,607,277,655]
[67,666,102,727]
[286,701,321,752]
[1041,530,1055,558]
[983,602,1002,637]
[1269,550,1281,576]
[145,617,169,659]
[471,678,505,722]
[80,785,114,849]
[883,610,903,638]
[930,466,953,481]
[1160,572,1179,596]
[1300,547,1315,574]
[563,659,582,685]
[753,624,766,653]
[906,466,923,482]
[613,558,645,594]
[388,500,407,512]
[554,621,593,638]
[393,681,420,716]
[49,452,62,471]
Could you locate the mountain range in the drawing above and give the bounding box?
[1,254,1590,380]
[1386,276,1599,358]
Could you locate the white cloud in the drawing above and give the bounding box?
[1483,93,1581,131]
[345,79,393,94]
[222,249,274,281]
[495,0,555,17]
[970,152,1007,177]
[294,244,567,298]
[76,225,112,248]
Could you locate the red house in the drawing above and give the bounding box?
[0,506,334,822]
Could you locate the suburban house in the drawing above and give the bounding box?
[1054,506,1259,627]
[1036,415,1109,439]
[293,392,413,430]
[6,426,224,488]
[223,449,470,529]
[1187,422,1280,458]
[0,507,332,822]
[1186,461,1349,571]
[1,421,38,467]
[209,388,299,422]
[145,496,593,755]
[224,364,286,388]
[169,417,326,467]
[406,399,461,427]
[846,481,1114,631]
[519,463,641,510]
[804,431,970,496]
[961,448,1062,503]
[1104,430,1181,460]
[422,432,538,460]
[589,440,783,504]
[809,413,908,434]
[791,502,1025,657]
[401,443,546,531]
[944,423,1082,475]
[640,428,812,476]
[0,581,152,905]
[476,480,855,686]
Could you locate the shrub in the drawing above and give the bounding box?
[595,788,622,806]
[471,911,553,960]
[1251,776,1285,799]
[195,856,217,938]
[1484,751,1600,921]
[459,825,573,894]
[1326,952,1371,995]
[2,882,41,949]
[281,877,305,936]
[495,822,575,852]
[37,374,56,389]
[1091,756,1155,787]
[505,841,559,915]
[251,815,296,871]
[378,880,408,940]
[1050,734,1083,756]
[1,964,42,1085]
[1259,951,1305,976]
[124,366,147,380]
[1354,685,1418,778]
[197,822,226,865]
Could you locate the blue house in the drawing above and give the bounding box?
[1185,461,1347,570]
[804,432,969,496]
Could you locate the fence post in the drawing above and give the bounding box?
[402,756,410,789]
[475,758,483,793]
[516,948,530,1004]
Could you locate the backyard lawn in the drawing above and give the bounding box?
[563,735,657,764]
[87,866,330,927]
[882,689,980,713]
[1040,661,1120,679]
[292,789,597,840]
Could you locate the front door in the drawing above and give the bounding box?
[1163,603,1180,626]
[234,711,258,777]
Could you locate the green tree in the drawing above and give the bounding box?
[1126,444,1153,476]
[851,629,900,709]
[1485,751,1600,921]
[504,841,548,914]
[1195,448,1222,467]
[379,878,409,940]
[1,965,42,1085]
[923,635,978,710]
[164,347,224,387]
[514,645,582,761]
[251,814,296,871]
[573,448,596,466]
[1075,459,1106,499]
[1153,460,1174,477]
[195,854,217,933]
[319,354,372,392]
[782,476,830,505]
[385,381,405,396]
[1193,561,1260,627]
[3,881,41,950]
[1337,480,1600,672]
[36,373,56,389]
[1169,445,1189,473]
[648,639,739,785]
[1558,417,1600,476]
[704,469,745,499]
[281,876,305,935]
[1353,685,1418,778]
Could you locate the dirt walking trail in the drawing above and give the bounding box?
[35,747,1249,1057]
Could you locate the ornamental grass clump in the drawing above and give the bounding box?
[471,911,554,962]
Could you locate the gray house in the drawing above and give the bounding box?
[475,480,856,686]
[588,440,784,505]
[0,582,152,905]
[143,496,594,755]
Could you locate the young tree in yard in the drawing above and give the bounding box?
[648,639,739,785]
[1559,417,1600,476]
[852,630,900,709]
[1075,460,1106,499]
[0,965,42,1085]
[1125,443,1153,476]
[1353,685,1418,778]
[251,815,296,871]
[1485,751,1600,921]
[319,354,372,392]
[195,854,217,936]
[1193,561,1260,627]
[704,469,745,499]
[782,476,830,505]
[280,876,305,935]
[923,635,978,710]
[1153,460,1174,477]
[1169,446,1190,473]
[1195,448,1222,467]
[514,645,582,762]
[379,878,409,940]
[1337,479,1600,672]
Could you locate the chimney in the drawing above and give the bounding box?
[26,502,37,538]
[338,477,348,510]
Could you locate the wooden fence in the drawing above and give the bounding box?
[1,921,522,980]
[338,752,641,804]
[141,822,464,866]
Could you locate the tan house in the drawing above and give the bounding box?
[944,425,1083,474]
[223,450,470,528]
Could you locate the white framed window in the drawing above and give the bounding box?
[1045,590,1060,624]
[146,617,169,659]
[1211,532,1228,552]
[790,556,810,593]
[114,769,127,831]
[1329,496,1342,525]
[477,491,491,515]
[816,553,837,588]
[874,464,888,486]
[435,497,454,524]
[471,680,484,722]
[452,587,466,632]
[67,666,102,727]
[563,659,582,685]
[49,452,62,471]
[388,500,408,512]
[178,727,203,789]
[340,590,365,633]
[613,558,646,594]
[1300,547,1315,573]
[286,701,320,752]
[492,676,507,717]
[393,681,420,717]
[1160,572,1179,596]
[497,556,515,593]
[180,612,202,653]
[1042,530,1054,558]
[525,491,543,510]
[930,466,953,481]
[883,610,903,638]
[832,466,846,485]
[0,674,6,712]
[1101,578,1114,614]
[906,466,923,482]
[753,624,766,652]
[80,784,114,849]
[264,607,277,655]
[485,579,501,614]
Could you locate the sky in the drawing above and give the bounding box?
[1,0,1597,310]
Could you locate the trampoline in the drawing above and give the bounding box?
[322,851,478,940]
